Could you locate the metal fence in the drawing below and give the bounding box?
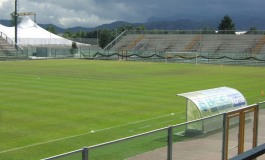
[1,45,265,66]
[0,45,99,60]
[42,102,265,160]
[91,51,265,66]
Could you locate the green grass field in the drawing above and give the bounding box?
[0,59,265,160]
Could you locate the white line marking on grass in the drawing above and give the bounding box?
[0,112,185,154]
[157,119,175,125]
[178,115,186,119]
[139,125,152,129]
[93,111,185,133]
[0,132,92,154]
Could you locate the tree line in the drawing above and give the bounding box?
[55,25,146,48]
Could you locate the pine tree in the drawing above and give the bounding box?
[10,12,15,26]
[218,15,235,34]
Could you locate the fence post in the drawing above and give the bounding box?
[167,126,173,160]
[222,113,228,160]
[82,147,89,160]
[254,103,260,148]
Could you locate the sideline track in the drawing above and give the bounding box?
[0,112,185,154]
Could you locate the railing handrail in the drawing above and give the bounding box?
[0,31,24,51]
[41,101,265,160]
[230,143,265,160]
[104,30,127,50]
[41,111,226,160]
[124,29,265,35]
[41,148,83,160]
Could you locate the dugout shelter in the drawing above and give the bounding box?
[177,87,247,134]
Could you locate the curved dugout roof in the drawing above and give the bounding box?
[177,87,247,118]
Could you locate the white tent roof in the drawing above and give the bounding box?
[0,16,88,46]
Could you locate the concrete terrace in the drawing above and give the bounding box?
[111,32,265,54]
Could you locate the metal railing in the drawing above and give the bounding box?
[41,101,265,160]
[87,50,265,66]
[230,143,265,160]
[0,31,24,51]
[125,30,265,35]
[103,30,127,50]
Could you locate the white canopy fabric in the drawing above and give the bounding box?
[0,16,84,46]
[178,87,247,117]
[177,87,247,133]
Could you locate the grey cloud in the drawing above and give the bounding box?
[0,0,264,28]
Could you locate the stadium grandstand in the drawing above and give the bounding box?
[109,31,265,54]
[98,30,265,65]
[1,17,265,65]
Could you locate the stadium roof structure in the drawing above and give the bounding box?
[0,16,87,46]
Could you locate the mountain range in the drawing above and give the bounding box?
[1,17,264,33]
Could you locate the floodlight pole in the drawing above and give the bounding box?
[15,0,18,46]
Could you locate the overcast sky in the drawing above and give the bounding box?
[0,0,263,28]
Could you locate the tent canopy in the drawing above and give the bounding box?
[0,16,89,46]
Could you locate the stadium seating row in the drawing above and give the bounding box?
[111,34,265,54]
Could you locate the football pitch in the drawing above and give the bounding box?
[0,59,265,160]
